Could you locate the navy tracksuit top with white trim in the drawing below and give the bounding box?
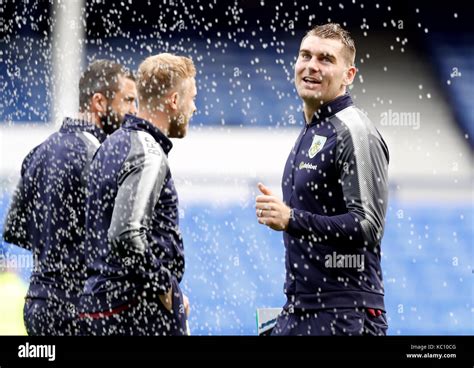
[282,93,389,311]
[80,114,184,313]
[3,118,106,302]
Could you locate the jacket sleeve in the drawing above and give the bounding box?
[2,148,39,249]
[107,135,172,293]
[286,124,389,248]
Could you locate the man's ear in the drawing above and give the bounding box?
[91,93,107,114]
[343,65,357,86]
[167,91,179,111]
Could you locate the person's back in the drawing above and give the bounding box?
[2,60,137,335]
[79,53,196,336]
[81,116,184,313]
[3,119,106,334]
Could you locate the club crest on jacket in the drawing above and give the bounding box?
[308,134,327,158]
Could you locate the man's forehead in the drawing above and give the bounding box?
[187,77,197,93]
[299,35,343,55]
[116,74,134,86]
[175,77,197,95]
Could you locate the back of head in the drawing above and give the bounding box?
[137,53,196,110]
[304,23,356,66]
[79,60,134,112]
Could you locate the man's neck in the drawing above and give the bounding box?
[138,109,170,136]
[76,112,102,130]
[303,90,346,124]
[303,105,318,124]
[303,100,327,124]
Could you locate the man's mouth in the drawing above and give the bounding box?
[302,76,322,85]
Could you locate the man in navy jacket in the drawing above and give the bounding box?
[255,23,390,335]
[79,53,196,335]
[3,60,137,335]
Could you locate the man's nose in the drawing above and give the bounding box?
[130,102,138,115]
[307,57,320,73]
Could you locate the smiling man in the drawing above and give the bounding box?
[255,23,390,335]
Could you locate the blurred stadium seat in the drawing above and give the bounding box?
[1,192,471,335]
[429,34,474,148]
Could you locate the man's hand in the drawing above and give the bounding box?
[255,182,291,231]
[183,294,190,317]
[159,287,173,312]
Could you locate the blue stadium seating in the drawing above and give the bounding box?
[429,33,474,148]
[4,33,473,138]
[1,36,303,126]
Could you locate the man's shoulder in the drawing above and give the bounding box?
[19,131,94,179]
[130,130,167,160]
[330,105,379,136]
[110,129,167,168]
[330,105,389,160]
[45,128,97,151]
[98,128,131,153]
[24,130,81,162]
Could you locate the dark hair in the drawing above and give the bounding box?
[79,59,135,111]
[303,23,356,66]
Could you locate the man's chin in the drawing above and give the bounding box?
[300,93,327,106]
[169,127,188,139]
[178,128,188,138]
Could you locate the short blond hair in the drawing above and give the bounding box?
[303,23,356,66]
[137,53,196,106]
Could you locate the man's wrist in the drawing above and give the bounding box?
[289,208,295,221]
[284,208,294,231]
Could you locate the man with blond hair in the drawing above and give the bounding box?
[255,23,389,335]
[79,53,197,335]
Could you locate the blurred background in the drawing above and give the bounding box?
[0,0,472,335]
